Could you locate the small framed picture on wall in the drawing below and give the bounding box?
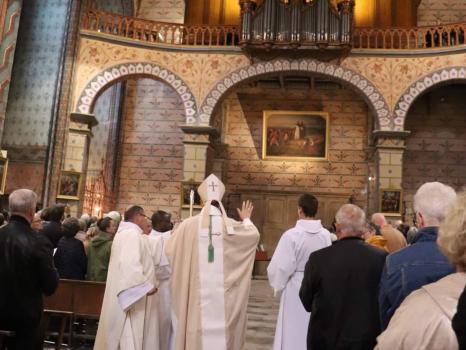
[57,171,82,200]
[181,182,202,208]
[380,189,402,216]
[0,156,8,194]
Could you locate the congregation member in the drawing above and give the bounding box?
[454,285,466,350]
[41,204,65,248]
[95,205,163,349]
[376,191,466,349]
[104,210,122,227]
[299,204,387,350]
[86,217,117,282]
[379,182,456,329]
[166,174,260,350]
[267,193,331,350]
[363,222,387,250]
[150,210,174,350]
[0,189,58,349]
[54,217,87,280]
[371,213,407,253]
[31,212,43,232]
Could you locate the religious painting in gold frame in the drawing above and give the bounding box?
[380,189,402,216]
[262,110,329,160]
[0,156,8,194]
[181,181,202,208]
[57,171,82,200]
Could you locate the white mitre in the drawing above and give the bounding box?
[197,174,225,203]
[197,174,234,234]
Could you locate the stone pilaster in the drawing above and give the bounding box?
[180,124,218,219]
[373,130,410,220]
[58,113,97,216]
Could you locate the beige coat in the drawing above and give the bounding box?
[376,272,466,350]
[165,214,259,350]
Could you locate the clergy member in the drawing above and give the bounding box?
[165,174,260,350]
[150,210,174,350]
[267,193,331,350]
[95,205,163,350]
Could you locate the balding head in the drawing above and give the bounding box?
[371,213,387,227]
[9,189,38,223]
[335,204,366,238]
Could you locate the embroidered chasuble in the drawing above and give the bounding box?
[165,174,260,350]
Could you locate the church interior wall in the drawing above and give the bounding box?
[402,84,466,220]
[417,0,466,25]
[114,78,185,219]
[136,0,185,23]
[212,80,371,234]
[2,0,72,198]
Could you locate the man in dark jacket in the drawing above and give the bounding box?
[300,204,387,350]
[0,189,59,349]
[41,204,65,248]
[378,182,456,329]
[54,217,87,280]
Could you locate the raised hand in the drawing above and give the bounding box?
[237,200,254,220]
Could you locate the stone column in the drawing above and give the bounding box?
[373,130,410,221]
[57,113,98,216]
[180,125,218,219]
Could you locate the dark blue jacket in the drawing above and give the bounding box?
[379,226,454,329]
[54,236,87,280]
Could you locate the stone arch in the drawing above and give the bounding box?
[75,62,198,124]
[198,58,392,130]
[393,67,466,128]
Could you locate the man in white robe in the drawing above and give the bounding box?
[150,210,174,350]
[95,205,163,350]
[267,193,331,350]
[165,174,260,350]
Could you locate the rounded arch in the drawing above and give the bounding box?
[394,67,466,128]
[198,58,392,130]
[75,62,198,124]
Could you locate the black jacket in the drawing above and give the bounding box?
[299,236,387,350]
[0,215,59,330]
[54,236,87,280]
[453,285,466,350]
[41,221,63,248]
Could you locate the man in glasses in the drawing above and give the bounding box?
[95,205,163,350]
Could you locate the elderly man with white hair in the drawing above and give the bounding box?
[378,181,457,330]
[0,189,59,349]
[299,204,387,350]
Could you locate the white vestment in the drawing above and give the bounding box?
[267,220,331,350]
[150,229,174,350]
[95,221,163,350]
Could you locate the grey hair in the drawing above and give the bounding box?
[9,189,38,216]
[414,182,456,226]
[335,204,366,236]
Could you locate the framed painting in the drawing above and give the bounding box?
[262,110,329,160]
[181,181,202,208]
[0,156,8,194]
[380,189,402,216]
[57,171,82,200]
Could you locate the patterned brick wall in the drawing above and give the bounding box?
[418,0,466,25]
[115,78,185,219]
[402,84,466,216]
[215,83,370,200]
[137,0,185,23]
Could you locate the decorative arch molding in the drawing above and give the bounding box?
[394,67,466,128]
[75,62,198,123]
[198,58,393,130]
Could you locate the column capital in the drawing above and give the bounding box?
[180,124,219,145]
[372,130,410,149]
[70,112,98,130]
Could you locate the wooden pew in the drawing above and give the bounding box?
[43,280,106,349]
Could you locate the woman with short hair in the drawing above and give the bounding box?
[375,191,466,350]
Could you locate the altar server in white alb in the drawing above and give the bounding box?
[150,210,174,350]
[165,174,260,350]
[95,205,163,350]
[267,193,332,350]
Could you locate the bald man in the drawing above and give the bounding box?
[371,213,407,253]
